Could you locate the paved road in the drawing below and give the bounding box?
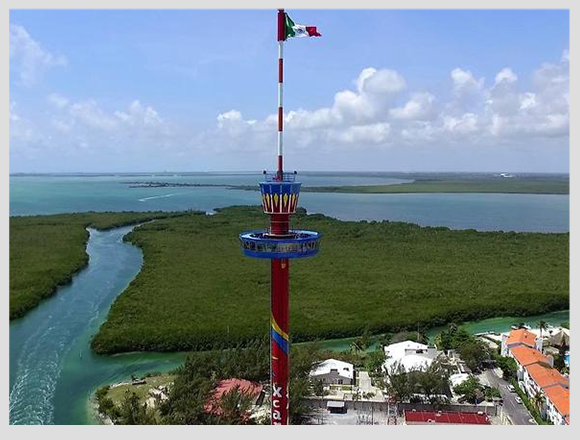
[479,369,535,425]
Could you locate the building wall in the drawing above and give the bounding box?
[545,400,566,425]
[311,371,353,385]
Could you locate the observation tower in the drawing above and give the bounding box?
[239,9,322,425]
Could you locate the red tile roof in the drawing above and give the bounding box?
[404,410,490,425]
[511,346,550,367]
[205,378,263,415]
[525,364,569,390]
[506,329,537,348]
[544,385,570,418]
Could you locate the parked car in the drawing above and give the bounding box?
[515,396,523,404]
[507,384,516,392]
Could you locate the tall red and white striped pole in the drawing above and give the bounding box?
[269,8,291,425]
[277,8,285,176]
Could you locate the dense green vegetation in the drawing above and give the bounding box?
[96,338,322,424]
[452,376,500,404]
[436,324,492,372]
[92,205,568,354]
[385,360,450,405]
[9,211,185,320]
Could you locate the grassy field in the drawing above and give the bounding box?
[106,374,176,404]
[91,206,569,354]
[233,176,569,194]
[9,212,184,320]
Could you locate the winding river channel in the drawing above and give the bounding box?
[9,225,569,425]
[9,226,186,425]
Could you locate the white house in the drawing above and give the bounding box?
[310,359,354,385]
[383,340,441,374]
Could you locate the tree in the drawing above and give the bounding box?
[117,390,156,425]
[453,376,483,404]
[414,360,450,405]
[436,324,472,351]
[288,343,322,425]
[538,320,548,341]
[216,386,256,425]
[386,362,411,403]
[532,391,546,416]
[484,387,501,401]
[496,356,517,381]
[457,339,490,372]
[376,333,392,350]
[364,348,386,377]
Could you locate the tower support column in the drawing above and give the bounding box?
[270,257,290,425]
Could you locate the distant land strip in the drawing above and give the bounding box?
[125,178,569,194]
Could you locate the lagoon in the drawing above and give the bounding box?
[9,173,569,232]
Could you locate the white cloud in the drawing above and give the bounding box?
[114,100,163,127]
[208,56,568,153]
[10,24,67,86]
[69,100,118,131]
[390,92,435,120]
[451,68,484,95]
[443,113,479,135]
[327,122,391,144]
[495,68,518,85]
[519,92,537,111]
[10,53,569,171]
[357,67,406,95]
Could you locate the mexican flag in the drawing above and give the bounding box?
[284,13,321,39]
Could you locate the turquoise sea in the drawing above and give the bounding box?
[9,173,570,232]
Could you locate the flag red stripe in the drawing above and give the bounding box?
[306,27,321,37]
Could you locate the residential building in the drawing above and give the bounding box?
[523,363,569,397]
[310,359,354,385]
[543,385,570,425]
[501,328,542,356]
[509,345,553,382]
[383,340,441,374]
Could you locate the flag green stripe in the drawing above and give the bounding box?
[284,14,295,39]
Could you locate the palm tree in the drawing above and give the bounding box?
[538,320,548,339]
[532,391,546,418]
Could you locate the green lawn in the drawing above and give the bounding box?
[106,374,176,405]
[9,212,185,320]
[91,206,569,354]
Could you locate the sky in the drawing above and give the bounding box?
[9,9,570,173]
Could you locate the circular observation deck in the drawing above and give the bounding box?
[239,230,321,259]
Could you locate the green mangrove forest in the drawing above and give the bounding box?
[87,206,569,354]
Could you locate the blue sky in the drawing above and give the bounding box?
[9,9,569,172]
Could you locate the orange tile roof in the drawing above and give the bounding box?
[544,385,570,417]
[511,346,550,367]
[526,363,569,390]
[506,329,537,348]
[565,416,570,425]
